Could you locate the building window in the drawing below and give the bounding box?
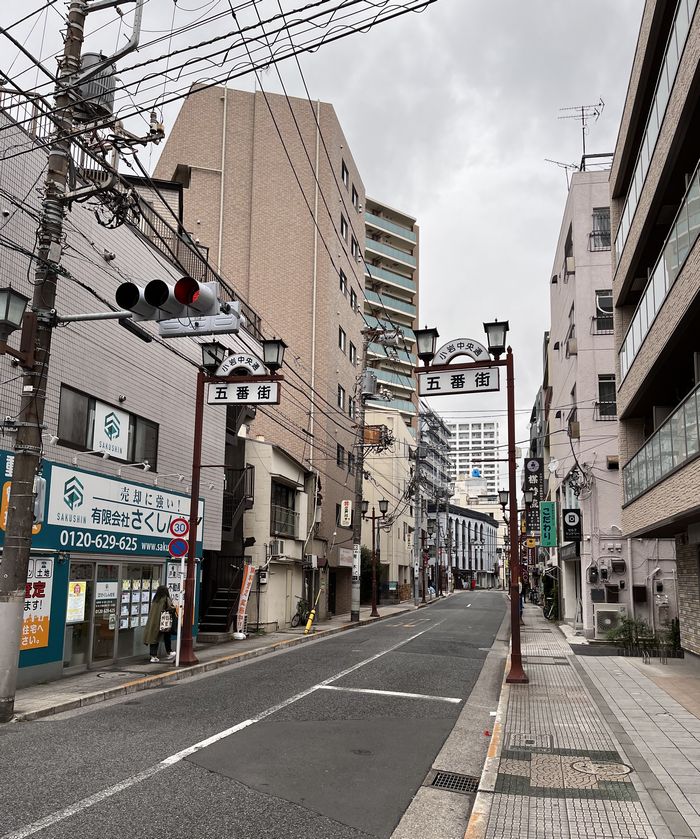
[596,375,617,419]
[352,184,359,209]
[340,214,348,242]
[336,444,345,468]
[348,452,355,475]
[595,290,613,333]
[338,326,346,353]
[270,480,298,537]
[590,207,611,251]
[350,288,357,312]
[341,159,349,188]
[349,342,357,366]
[57,385,159,469]
[339,269,348,296]
[349,397,356,420]
[351,236,360,260]
[337,384,346,410]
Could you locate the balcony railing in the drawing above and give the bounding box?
[622,382,700,503]
[365,263,416,293]
[365,289,416,317]
[271,504,299,537]
[614,0,698,263]
[367,342,416,366]
[365,238,417,268]
[619,156,700,381]
[594,401,618,421]
[589,230,611,252]
[364,211,417,243]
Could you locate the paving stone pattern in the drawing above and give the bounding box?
[484,611,658,838]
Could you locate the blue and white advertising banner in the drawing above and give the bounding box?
[0,450,204,558]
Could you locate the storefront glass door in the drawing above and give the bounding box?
[63,561,94,668]
[92,564,119,662]
[117,564,162,659]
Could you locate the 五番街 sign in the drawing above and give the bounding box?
[418,367,500,396]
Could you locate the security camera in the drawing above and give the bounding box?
[2,209,10,218]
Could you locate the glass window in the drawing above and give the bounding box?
[676,0,690,50]
[595,290,613,332]
[338,326,346,353]
[350,289,357,311]
[133,417,158,470]
[340,214,348,242]
[339,269,348,296]
[351,185,359,210]
[337,384,345,410]
[271,481,297,537]
[656,62,670,119]
[341,160,349,188]
[351,236,360,259]
[659,422,673,476]
[666,27,679,81]
[597,375,617,418]
[58,387,90,447]
[349,342,357,366]
[687,174,700,239]
[336,444,345,468]
[649,433,660,484]
[637,446,648,493]
[652,260,667,312]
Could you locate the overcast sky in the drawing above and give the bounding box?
[2,0,644,462]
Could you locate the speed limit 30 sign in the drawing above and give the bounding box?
[169,517,190,538]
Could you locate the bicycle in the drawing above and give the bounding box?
[543,596,557,621]
[290,598,310,627]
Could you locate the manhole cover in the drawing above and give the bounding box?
[571,760,632,778]
[431,771,479,794]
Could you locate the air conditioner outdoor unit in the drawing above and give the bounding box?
[594,603,627,639]
[568,420,580,439]
[566,255,575,274]
[565,337,578,356]
[270,539,285,557]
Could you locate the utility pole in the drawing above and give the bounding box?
[412,426,421,606]
[350,361,367,623]
[0,0,88,724]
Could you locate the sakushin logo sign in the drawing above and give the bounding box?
[93,401,129,459]
[63,476,84,510]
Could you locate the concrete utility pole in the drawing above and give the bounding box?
[412,425,421,606]
[350,338,369,623]
[0,1,87,723]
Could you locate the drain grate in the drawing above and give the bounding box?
[431,771,480,794]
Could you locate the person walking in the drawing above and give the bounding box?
[144,585,176,663]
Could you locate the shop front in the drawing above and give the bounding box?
[0,452,203,687]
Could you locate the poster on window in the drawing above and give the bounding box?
[21,558,54,650]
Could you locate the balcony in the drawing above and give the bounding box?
[614,0,697,263]
[623,382,700,504]
[367,342,416,367]
[365,238,417,268]
[364,315,415,342]
[371,397,417,415]
[365,211,417,244]
[365,263,416,293]
[365,289,416,318]
[619,157,700,381]
[375,369,415,392]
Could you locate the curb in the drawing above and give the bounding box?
[13,605,421,722]
[463,660,510,839]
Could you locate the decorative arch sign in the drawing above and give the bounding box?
[418,337,500,397]
[215,353,266,377]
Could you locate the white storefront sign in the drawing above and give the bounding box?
[419,367,500,396]
[92,401,130,460]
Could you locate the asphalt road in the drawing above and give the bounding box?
[0,591,506,839]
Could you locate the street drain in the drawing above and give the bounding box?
[431,771,479,794]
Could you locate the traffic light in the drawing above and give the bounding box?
[115,278,244,338]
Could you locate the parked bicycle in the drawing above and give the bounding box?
[290,597,310,627]
[543,596,557,621]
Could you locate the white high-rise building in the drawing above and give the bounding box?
[446,421,500,495]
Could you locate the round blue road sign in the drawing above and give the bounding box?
[168,537,188,558]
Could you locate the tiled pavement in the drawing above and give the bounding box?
[469,605,700,839]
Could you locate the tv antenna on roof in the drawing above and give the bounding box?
[558,98,605,167]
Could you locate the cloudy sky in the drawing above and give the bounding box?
[2,0,643,454]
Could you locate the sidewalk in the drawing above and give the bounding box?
[466,603,700,839]
[11,598,428,721]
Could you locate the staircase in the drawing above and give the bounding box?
[198,587,241,642]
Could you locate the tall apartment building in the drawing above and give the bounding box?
[611,0,700,654]
[446,420,500,495]
[153,86,417,615]
[540,169,674,638]
[363,198,419,427]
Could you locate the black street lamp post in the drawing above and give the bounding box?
[362,499,388,617]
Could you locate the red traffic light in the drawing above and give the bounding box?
[174,277,199,305]
[173,278,219,315]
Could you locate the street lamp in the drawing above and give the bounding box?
[200,340,228,372]
[363,499,388,617]
[498,489,509,508]
[523,489,534,506]
[261,337,287,373]
[0,286,36,368]
[414,326,440,366]
[483,319,509,360]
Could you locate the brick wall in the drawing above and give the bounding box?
[676,538,700,654]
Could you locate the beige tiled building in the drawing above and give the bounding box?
[611,0,699,653]
[154,86,416,615]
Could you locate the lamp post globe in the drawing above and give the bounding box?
[483,319,509,360]
[262,337,287,373]
[0,286,29,343]
[414,326,439,367]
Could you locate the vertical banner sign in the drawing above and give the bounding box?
[352,544,361,580]
[562,509,582,542]
[236,564,256,634]
[523,458,544,532]
[539,501,557,548]
[340,500,352,528]
[22,558,54,650]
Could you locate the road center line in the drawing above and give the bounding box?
[318,685,462,703]
[2,620,445,839]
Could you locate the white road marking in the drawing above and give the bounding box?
[466,603,472,608]
[319,685,462,704]
[2,621,444,839]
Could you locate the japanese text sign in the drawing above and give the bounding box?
[207,381,280,405]
[539,501,557,548]
[523,458,544,533]
[418,367,500,397]
[22,558,53,649]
